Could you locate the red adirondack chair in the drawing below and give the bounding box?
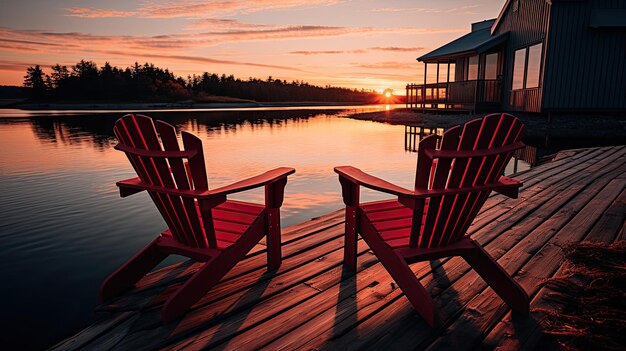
[335,113,530,326]
[100,114,295,323]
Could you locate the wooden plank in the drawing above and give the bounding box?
[480,181,626,350]
[425,170,626,350]
[98,219,346,313]
[470,146,625,234]
[297,149,626,351]
[301,150,626,350]
[57,146,626,351]
[337,163,626,351]
[104,231,371,349]
[478,146,611,213]
[131,209,343,293]
[618,222,626,241]
[49,312,137,351]
[157,241,376,350]
[584,187,626,242]
[74,313,141,350]
[202,252,388,350]
[474,146,620,229]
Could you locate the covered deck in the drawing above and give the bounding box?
[53,145,625,350]
[407,19,507,113]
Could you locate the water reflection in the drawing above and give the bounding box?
[404,125,445,152]
[26,109,328,148]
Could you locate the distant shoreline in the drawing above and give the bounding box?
[9,100,380,111]
[342,109,626,140]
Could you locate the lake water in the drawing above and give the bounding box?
[0,105,531,349]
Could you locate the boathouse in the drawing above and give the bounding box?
[406,0,626,113]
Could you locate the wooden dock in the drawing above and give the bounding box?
[53,146,626,350]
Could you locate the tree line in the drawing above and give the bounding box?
[23,60,379,103]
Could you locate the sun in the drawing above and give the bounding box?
[382,88,394,98]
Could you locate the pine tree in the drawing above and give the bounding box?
[23,65,47,98]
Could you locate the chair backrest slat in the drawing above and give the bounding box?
[410,135,437,247]
[134,115,199,247]
[115,116,185,244]
[156,121,207,248]
[452,115,524,243]
[410,113,524,249]
[114,114,214,249]
[181,131,217,248]
[417,126,460,248]
[430,118,482,247]
[445,115,500,243]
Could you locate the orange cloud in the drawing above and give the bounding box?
[0,61,33,71]
[372,5,481,13]
[101,50,307,72]
[290,49,366,55]
[370,46,426,52]
[65,7,138,18]
[0,25,460,55]
[289,47,426,55]
[352,62,416,70]
[64,0,341,19]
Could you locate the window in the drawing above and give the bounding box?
[449,63,456,82]
[485,53,498,80]
[512,43,543,90]
[426,63,437,83]
[512,48,526,90]
[526,44,542,88]
[467,55,478,80]
[438,63,448,83]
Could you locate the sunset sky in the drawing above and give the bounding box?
[0,0,501,93]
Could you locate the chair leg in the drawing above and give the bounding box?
[161,217,267,323]
[462,242,530,315]
[361,228,437,326]
[100,238,168,302]
[344,206,358,270]
[161,252,239,323]
[266,208,282,271]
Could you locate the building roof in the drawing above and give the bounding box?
[491,0,512,34]
[417,19,508,62]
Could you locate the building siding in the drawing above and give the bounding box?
[543,0,626,111]
[492,0,551,111]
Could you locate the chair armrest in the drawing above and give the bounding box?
[116,177,208,198]
[117,177,147,197]
[334,166,413,198]
[334,167,523,203]
[208,167,295,197]
[411,176,523,198]
[116,167,295,200]
[492,176,522,199]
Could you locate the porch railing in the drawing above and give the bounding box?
[406,79,501,111]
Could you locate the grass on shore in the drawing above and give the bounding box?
[537,241,625,350]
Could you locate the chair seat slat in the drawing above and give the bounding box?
[215,200,265,215]
[360,199,406,213]
[364,207,412,222]
[212,208,259,225]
